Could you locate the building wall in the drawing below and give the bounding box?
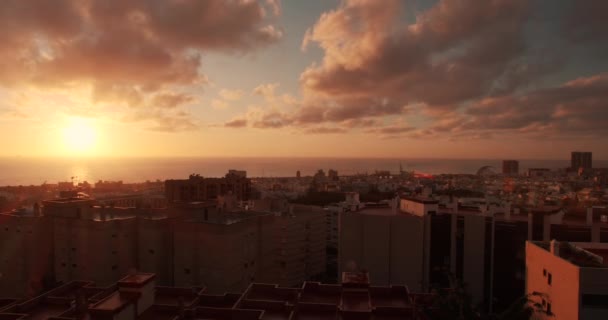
[391,214,424,291]
[362,214,391,285]
[272,205,326,286]
[526,242,581,320]
[462,215,487,306]
[137,218,172,285]
[53,216,137,287]
[579,267,608,319]
[338,211,425,291]
[0,214,53,298]
[173,218,264,293]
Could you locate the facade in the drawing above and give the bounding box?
[339,203,427,291]
[172,207,275,293]
[165,171,251,203]
[0,271,435,320]
[270,204,326,286]
[0,211,54,298]
[502,160,520,176]
[571,151,593,170]
[46,200,138,287]
[1,194,328,299]
[526,240,608,319]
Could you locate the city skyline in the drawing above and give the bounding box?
[1,0,607,159]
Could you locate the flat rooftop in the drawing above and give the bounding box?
[186,210,272,225]
[118,273,156,287]
[400,197,438,204]
[535,241,608,268]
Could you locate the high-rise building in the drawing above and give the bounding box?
[502,160,519,176]
[165,171,251,203]
[571,151,593,170]
[526,240,608,319]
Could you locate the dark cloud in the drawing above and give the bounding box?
[300,0,531,111]
[0,0,281,132]
[151,93,195,109]
[224,0,606,143]
[224,118,248,128]
[304,127,347,134]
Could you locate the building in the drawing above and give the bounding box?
[502,160,519,176]
[572,151,593,171]
[165,171,251,204]
[44,198,139,287]
[339,199,427,292]
[1,193,330,300]
[172,205,275,293]
[0,209,54,297]
[528,168,552,178]
[0,271,435,320]
[526,240,608,319]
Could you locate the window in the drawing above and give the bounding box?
[72,248,76,252]
[112,265,117,270]
[72,264,77,268]
[184,268,191,274]
[547,303,552,315]
[582,294,608,308]
[548,273,552,285]
[542,299,546,307]
[61,262,66,267]
[543,269,546,276]
[149,249,155,254]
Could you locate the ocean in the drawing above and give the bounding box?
[0,157,606,186]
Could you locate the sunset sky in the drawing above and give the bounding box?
[0,0,607,159]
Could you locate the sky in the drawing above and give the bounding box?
[0,0,607,159]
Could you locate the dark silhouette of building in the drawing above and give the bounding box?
[572,151,593,170]
[502,160,519,176]
[165,171,251,203]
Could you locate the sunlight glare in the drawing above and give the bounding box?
[62,118,97,154]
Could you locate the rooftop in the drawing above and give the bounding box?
[400,197,438,204]
[118,273,156,288]
[0,272,433,320]
[534,241,608,268]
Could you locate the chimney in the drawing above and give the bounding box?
[550,239,560,256]
[586,207,593,226]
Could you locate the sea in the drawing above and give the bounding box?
[1,157,607,186]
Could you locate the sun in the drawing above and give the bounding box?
[62,118,98,154]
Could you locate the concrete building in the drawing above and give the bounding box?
[277,204,326,286]
[2,192,329,300]
[165,171,251,204]
[45,199,138,287]
[339,200,427,292]
[572,151,593,171]
[526,240,608,319]
[172,206,275,293]
[502,160,520,176]
[0,271,435,320]
[0,210,53,298]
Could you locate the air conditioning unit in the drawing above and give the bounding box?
[601,215,608,223]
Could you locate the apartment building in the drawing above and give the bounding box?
[172,206,275,293]
[165,171,251,203]
[0,210,53,298]
[526,240,608,319]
